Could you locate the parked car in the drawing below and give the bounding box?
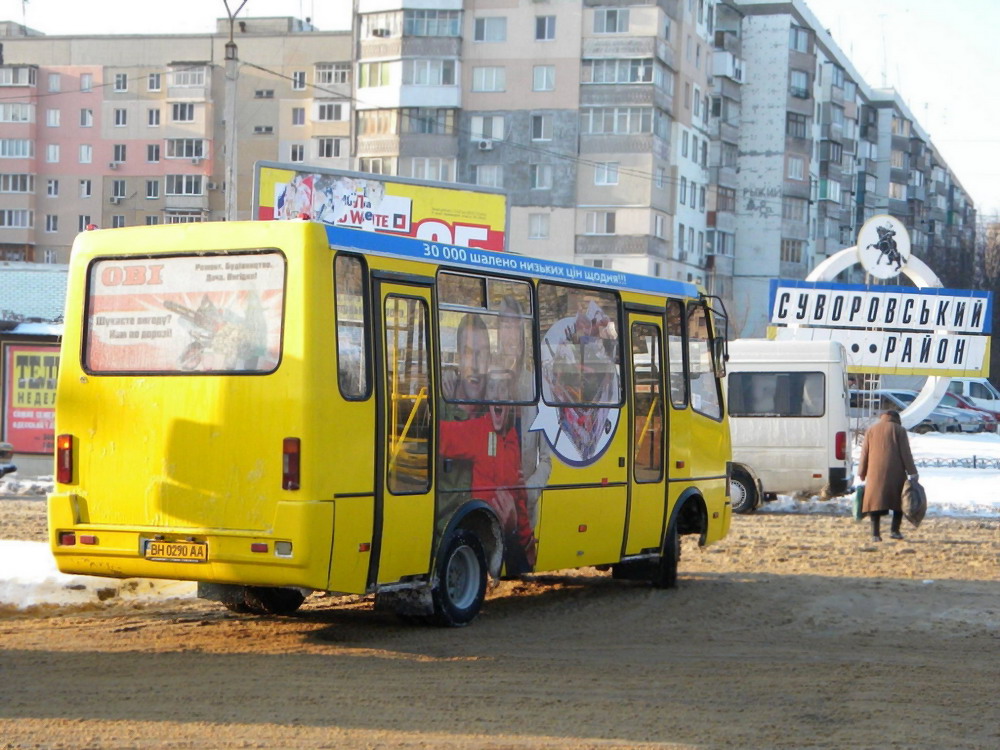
[947,377,1000,413]
[938,391,999,433]
[884,388,985,433]
[0,441,16,479]
[849,389,960,434]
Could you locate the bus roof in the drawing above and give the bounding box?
[324,224,700,300]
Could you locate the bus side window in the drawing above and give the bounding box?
[666,299,687,408]
[334,255,370,399]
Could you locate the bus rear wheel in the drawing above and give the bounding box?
[730,468,758,514]
[431,530,487,627]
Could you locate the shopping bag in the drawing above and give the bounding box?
[901,478,927,528]
[853,484,864,521]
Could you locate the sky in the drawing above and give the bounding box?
[1,0,996,217]
[1,430,999,609]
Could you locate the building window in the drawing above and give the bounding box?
[78,215,92,232]
[402,108,455,135]
[472,66,505,92]
[46,109,60,127]
[471,115,504,140]
[291,144,304,162]
[699,186,706,211]
[164,211,203,224]
[586,211,616,234]
[718,187,736,212]
[654,213,665,238]
[114,108,127,127]
[46,179,58,196]
[46,144,60,163]
[532,65,555,91]
[402,59,455,86]
[582,58,653,84]
[79,144,92,163]
[594,8,629,33]
[148,73,161,91]
[679,177,687,205]
[172,103,194,122]
[474,16,507,42]
[357,109,399,135]
[528,213,549,239]
[112,179,126,198]
[889,182,907,200]
[315,62,351,84]
[358,157,394,175]
[789,26,810,53]
[48,73,60,92]
[45,214,58,232]
[781,239,804,263]
[403,9,460,37]
[474,165,503,188]
[147,144,160,162]
[170,68,205,87]
[787,155,805,180]
[146,216,160,225]
[317,137,342,158]
[530,164,553,189]
[165,175,203,195]
[0,139,33,158]
[317,103,345,121]
[254,89,275,99]
[786,112,808,138]
[0,209,33,228]
[782,196,807,221]
[79,179,91,198]
[580,106,653,134]
[81,73,92,91]
[0,104,33,123]
[113,144,126,162]
[530,113,552,141]
[682,130,689,157]
[114,73,128,92]
[656,167,665,189]
[292,107,305,126]
[146,179,159,199]
[595,162,619,185]
[790,70,810,98]
[535,15,556,40]
[166,139,206,159]
[253,125,274,135]
[148,108,160,127]
[292,71,305,90]
[407,157,453,182]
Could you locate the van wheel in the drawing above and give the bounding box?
[431,530,487,627]
[242,586,306,616]
[650,523,680,589]
[730,469,758,514]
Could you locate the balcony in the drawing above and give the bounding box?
[575,234,671,260]
[712,50,744,83]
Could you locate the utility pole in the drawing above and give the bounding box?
[223,1,248,221]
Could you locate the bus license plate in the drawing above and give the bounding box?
[144,540,207,563]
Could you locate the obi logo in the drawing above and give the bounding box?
[100,264,164,286]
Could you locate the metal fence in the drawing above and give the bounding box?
[915,456,1000,469]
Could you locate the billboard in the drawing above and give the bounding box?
[253,162,508,252]
[3,343,59,454]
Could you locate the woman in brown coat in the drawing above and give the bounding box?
[858,410,918,541]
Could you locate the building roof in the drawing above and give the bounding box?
[0,263,68,323]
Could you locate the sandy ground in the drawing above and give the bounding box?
[1,496,998,750]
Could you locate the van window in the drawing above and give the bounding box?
[970,381,999,400]
[729,371,825,417]
[84,251,284,374]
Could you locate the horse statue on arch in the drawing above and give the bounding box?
[866,224,903,272]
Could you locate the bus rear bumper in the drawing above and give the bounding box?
[47,492,334,590]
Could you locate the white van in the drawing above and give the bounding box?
[946,377,1000,414]
[725,339,853,513]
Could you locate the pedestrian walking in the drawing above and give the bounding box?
[857,410,918,542]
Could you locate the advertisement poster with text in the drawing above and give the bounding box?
[255,164,507,252]
[85,253,285,374]
[3,343,59,454]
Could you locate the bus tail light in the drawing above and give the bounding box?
[282,438,300,490]
[59,532,76,546]
[835,431,847,461]
[57,434,74,484]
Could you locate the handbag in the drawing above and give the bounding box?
[901,477,927,527]
[853,484,864,521]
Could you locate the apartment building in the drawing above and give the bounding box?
[0,17,351,263]
[0,2,977,339]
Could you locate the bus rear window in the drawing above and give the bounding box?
[84,251,285,374]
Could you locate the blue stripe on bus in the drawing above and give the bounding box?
[324,224,700,299]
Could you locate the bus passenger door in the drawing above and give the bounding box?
[624,314,667,555]
[372,281,436,586]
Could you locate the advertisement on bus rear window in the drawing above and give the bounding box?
[2,343,59,454]
[84,252,285,374]
[254,163,507,252]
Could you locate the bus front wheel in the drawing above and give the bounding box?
[650,523,680,589]
[431,530,487,627]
